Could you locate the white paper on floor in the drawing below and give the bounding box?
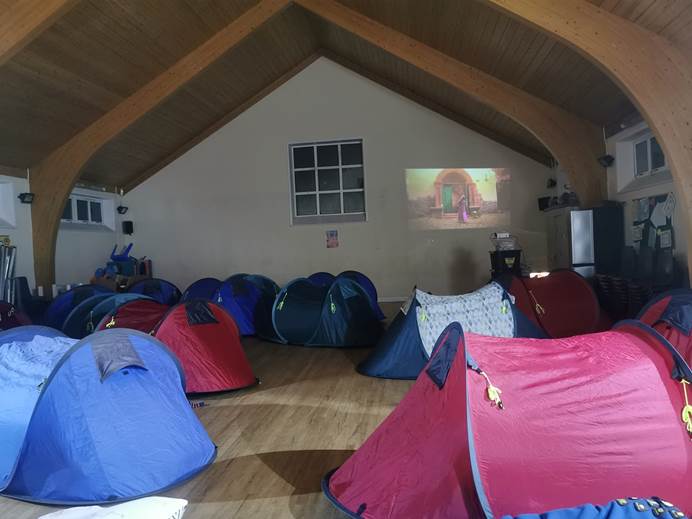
[38,497,188,519]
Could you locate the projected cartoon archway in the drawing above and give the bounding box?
[433,169,481,216]
[406,168,511,230]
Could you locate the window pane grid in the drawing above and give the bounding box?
[291,140,365,220]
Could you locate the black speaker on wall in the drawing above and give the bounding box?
[122,221,134,235]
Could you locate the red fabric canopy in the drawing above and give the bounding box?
[506,270,609,338]
[325,322,691,518]
[153,301,256,394]
[96,299,169,334]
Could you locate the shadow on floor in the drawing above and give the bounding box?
[179,449,354,504]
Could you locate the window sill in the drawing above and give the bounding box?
[617,169,672,195]
[59,222,115,233]
[292,213,366,225]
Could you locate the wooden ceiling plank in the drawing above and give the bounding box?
[29,0,292,289]
[298,0,605,202]
[0,0,78,67]
[481,0,692,282]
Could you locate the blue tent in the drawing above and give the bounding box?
[337,271,385,320]
[61,293,116,338]
[509,498,687,519]
[215,274,279,336]
[358,283,546,379]
[128,278,181,306]
[0,326,215,505]
[182,278,222,302]
[272,277,382,347]
[43,284,114,330]
[308,272,336,287]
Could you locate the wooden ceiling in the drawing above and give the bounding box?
[0,0,679,190]
[589,0,692,56]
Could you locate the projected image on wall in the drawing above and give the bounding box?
[406,168,511,230]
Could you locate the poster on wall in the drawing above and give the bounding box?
[326,230,339,248]
[405,168,512,230]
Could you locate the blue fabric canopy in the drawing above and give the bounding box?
[43,285,113,330]
[128,278,181,306]
[61,293,115,338]
[214,274,279,337]
[182,278,222,302]
[272,277,382,347]
[0,327,215,504]
[507,498,686,519]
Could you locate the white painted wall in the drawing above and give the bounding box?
[125,58,552,297]
[0,175,35,287]
[0,175,122,292]
[55,188,123,285]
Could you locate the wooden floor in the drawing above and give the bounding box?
[2,337,412,519]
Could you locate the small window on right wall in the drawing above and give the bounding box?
[634,134,666,177]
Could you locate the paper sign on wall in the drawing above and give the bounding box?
[326,230,339,248]
[631,224,644,242]
[660,229,673,249]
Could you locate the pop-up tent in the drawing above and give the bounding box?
[308,272,336,287]
[0,326,215,505]
[70,293,153,339]
[182,277,222,302]
[0,302,30,330]
[323,321,692,518]
[638,288,692,365]
[128,278,181,306]
[153,299,256,393]
[272,277,382,347]
[96,298,169,334]
[359,282,546,379]
[214,274,279,336]
[61,293,117,338]
[498,270,609,337]
[307,271,385,320]
[43,284,113,330]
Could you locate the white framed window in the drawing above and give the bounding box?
[289,139,366,224]
[61,195,104,225]
[634,134,666,177]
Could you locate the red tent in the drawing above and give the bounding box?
[501,270,610,337]
[323,322,692,518]
[0,302,30,330]
[153,300,256,394]
[96,299,169,334]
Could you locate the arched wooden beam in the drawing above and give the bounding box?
[296,0,605,203]
[481,0,692,274]
[0,0,78,67]
[29,0,291,289]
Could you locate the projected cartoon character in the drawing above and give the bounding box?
[458,194,468,223]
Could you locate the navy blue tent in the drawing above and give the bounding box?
[308,272,336,287]
[215,274,279,336]
[359,283,546,379]
[43,284,114,330]
[128,278,181,306]
[61,293,115,338]
[337,271,385,320]
[272,277,382,347]
[182,278,222,302]
[0,326,215,505]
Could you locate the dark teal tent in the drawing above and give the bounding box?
[272,278,382,347]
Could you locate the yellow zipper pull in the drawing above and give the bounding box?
[681,379,692,437]
[105,315,116,328]
[480,371,504,410]
[528,289,546,315]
